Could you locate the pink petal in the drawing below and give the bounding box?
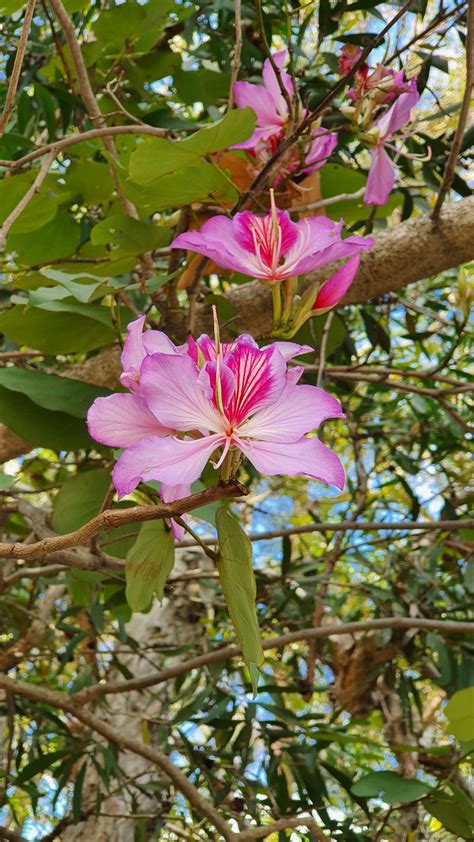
[364,146,395,205]
[282,217,373,277]
[301,129,338,174]
[266,341,313,361]
[225,344,287,426]
[120,315,146,385]
[172,216,260,277]
[198,360,236,410]
[87,393,171,447]
[236,436,345,489]
[313,255,360,312]
[140,353,225,433]
[232,126,282,151]
[233,81,283,129]
[376,78,419,139]
[237,383,344,442]
[113,434,224,496]
[233,209,299,266]
[262,50,294,117]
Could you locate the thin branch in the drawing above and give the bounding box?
[228,0,242,110]
[316,310,334,388]
[0,675,237,842]
[0,481,246,562]
[74,617,474,701]
[239,815,330,840]
[177,517,474,548]
[290,187,365,213]
[0,151,55,247]
[431,0,473,219]
[0,0,37,139]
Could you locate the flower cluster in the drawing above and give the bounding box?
[87,315,347,531]
[232,50,337,183]
[338,45,421,206]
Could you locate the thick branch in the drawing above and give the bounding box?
[75,617,474,701]
[192,196,474,337]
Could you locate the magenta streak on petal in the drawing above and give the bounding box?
[313,255,360,311]
[224,345,286,427]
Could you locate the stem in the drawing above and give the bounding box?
[281,277,297,325]
[173,517,217,562]
[272,283,282,326]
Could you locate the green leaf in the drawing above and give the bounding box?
[425,786,474,839]
[90,213,170,252]
[128,138,200,185]
[125,521,175,612]
[8,212,81,265]
[51,469,112,534]
[0,305,116,354]
[444,686,474,741]
[64,159,114,204]
[182,108,256,154]
[16,750,71,785]
[0,386,92,450]
[351,771,432,803]
[216,507,263,670]
[72,762,87,823]
[0,367,111,418]
[0,472,14,490]
[122,162,238,212]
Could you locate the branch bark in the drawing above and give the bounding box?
[0,0,36,139]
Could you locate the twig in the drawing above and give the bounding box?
[239,815,330,840]
[0,151,56,247]
[73,617,474,701]
[0,481,246,562]
[431,0,473,219]
[0,0,37,139]
[255,0,294,125]
[177,517,474,547]
[291,187,365,213]
[316,311,334,388]
[228,0,243,110]
[3,124,168,171]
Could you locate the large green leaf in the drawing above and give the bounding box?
[320,164,402,220]
[122,162,238,213]
[174,68,230,107]
[0,305,115,354]
[8,212,81,265]
[351,771,432,803]
[128,138,200,185]
[444,686,474,741]
[90,213,171,252]
[51,469,112,534]
[0,386,90,450]
[0,367,111,418]
[125,521,175,612]
[181,108,256,155]
[216,507,263,670]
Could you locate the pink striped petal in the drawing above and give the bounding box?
[237,436,345,489]
[238,383,344,443]
[113,434,223,497]
[225,344,287,426]
[233,80,283,128]
[376,78,419,139]
[140,353,225,433]
[172,217,260,277]
[87,394,171,447]
[262,50,294,117]
[267,341,313,361]
[313,255,360,312]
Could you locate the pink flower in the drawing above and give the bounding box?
[312,255,361,314]
[232,50,337,180]
[171,200,373,285]
[110,334,345,496]
[339,44,365,76]
[364,78,419,205]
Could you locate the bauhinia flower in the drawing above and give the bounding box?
[86,314,346,506]
[110,329,346,496]
[364,77,420,206]
[232,50,337,180]
[171,195,373,286]
[339,45,413,112]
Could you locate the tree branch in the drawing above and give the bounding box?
[0,151,55,247]
[74,617,474,701]
[0,0,36,139]
[431,0,473,219]
[0,481,246,562]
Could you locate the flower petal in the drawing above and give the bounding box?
[113,434,223,496]
[262,50,294,117]
[301,128,338,174]
[140,353,225,433]
[376,78,419,139]
[237,435,345,489]
[120,315,146,376]
[161,482,192,541]
[313,255,360,312]
[283,217,373,276]
[266,341,313,361]
[87,393,171,447]
[233,80,283,129]
[364,146,395,206]
[172,216,261,277]
[237,383,344,442]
